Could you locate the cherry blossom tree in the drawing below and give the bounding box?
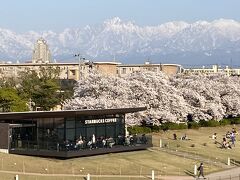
[63,70,240,126]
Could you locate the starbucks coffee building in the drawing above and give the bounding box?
[0,107,152,158]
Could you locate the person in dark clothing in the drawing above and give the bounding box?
[197,162,205,178]
[173,133,177,140]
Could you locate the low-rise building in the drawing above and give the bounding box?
[117,62,183,76]
[0,107,152,158]
[184,65,240,76]
[0,61,119,81]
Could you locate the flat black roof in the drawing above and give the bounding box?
[0,107,147,120]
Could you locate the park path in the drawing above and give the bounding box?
[1,168,240,180]
[157,167,240,180]
[205,167,240,180]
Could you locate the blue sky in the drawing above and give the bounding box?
[1,0,240,32]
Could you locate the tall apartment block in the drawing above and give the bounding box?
[32,38,51,63]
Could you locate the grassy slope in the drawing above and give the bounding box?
[0,125,239,179]
[152,125,240,163]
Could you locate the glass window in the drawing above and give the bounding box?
[56,128,64,143]
[66,128,75,141]
[38,118,54,129]
[116,122,124,137]
[76,127,86,139]
[76,120,85,128]
[85,125,95,141]
[54,118,64,128]
[66,120,75,128]
[106,124,116,138]
[95,125,106,138]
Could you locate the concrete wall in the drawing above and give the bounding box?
[161,65,181,75]
[95,64,117,76]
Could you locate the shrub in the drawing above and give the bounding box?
[220,119,231,126]
[230,117,240,124]
[160,122,187,131]
[207,120,220,127]
[199,120,220,127]
[178,123,188,129]
[190,144,195,147]
[151,125,160,132]
[203,143,207,146]
[188,122,200,129]
[127,126,152,134]
[199,120,209,127]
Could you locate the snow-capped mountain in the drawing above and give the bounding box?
[1,17,240,65]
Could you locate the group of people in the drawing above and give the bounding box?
[222,128,238,149]
[173,133,190,140]
[65,133,148,151]
[73,134,116,150]
[211,127,238,149]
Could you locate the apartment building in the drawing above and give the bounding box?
[117,62,183,76]
[184,65,240,76]
[0,61,119,81]
[32,38,51,64]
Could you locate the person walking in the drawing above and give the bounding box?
[230,132,236,147]
[197,162,205,179]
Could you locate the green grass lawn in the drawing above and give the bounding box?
[0,125,239,180]
[152,125,240,163]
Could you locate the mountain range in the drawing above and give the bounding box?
[1,17,240,66]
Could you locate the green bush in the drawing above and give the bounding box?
[188,122,200,129]
[160,122,187,130]
[199,120,220,127]
[207,120,220,127]
[127,126,152,134]
[151,125,160,132]
[199,120,208,127]
[128,116,240,134]
[220,119,231,126]
[230,117,240,124]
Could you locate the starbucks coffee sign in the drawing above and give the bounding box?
[85,118,117,124]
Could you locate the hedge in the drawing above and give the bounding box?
[127,117,240,134]
[127,126,152,134]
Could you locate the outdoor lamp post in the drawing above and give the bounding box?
[74,53,85,80]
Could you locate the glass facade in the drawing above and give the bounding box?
[6,108,152,158]
[10,114,127,151]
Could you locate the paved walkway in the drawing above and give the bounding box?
[206,167,240,180]
[158,167,240,180]
[155,175,194,180]
[1,168,240,180]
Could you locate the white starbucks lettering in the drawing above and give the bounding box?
[84,118,117,124]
